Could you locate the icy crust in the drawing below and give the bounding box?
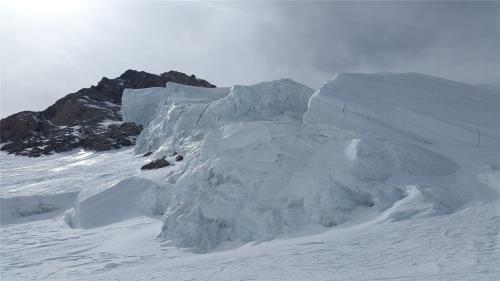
[304,73,500,146]
[130,79,314,154]
[158,122,462,252]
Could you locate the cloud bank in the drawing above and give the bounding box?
[1,1,499,117]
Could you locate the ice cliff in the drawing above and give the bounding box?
[123,79,313,154]
[304,72,500,146]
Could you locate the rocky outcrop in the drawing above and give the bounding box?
[141,158,170,170]
[0,70,215,157]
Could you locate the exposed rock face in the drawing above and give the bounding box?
[0,70,215,157]
[141,158,170,170]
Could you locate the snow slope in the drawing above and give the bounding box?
[1,73,500,280]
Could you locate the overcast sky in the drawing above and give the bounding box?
[1,1,499,117]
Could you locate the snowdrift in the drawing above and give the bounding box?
[304,73,500,146]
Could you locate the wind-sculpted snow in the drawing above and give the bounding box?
[158,122,463,252]
[304,73,500,146]
[124,79,314,154]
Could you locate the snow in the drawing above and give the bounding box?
[79,102,108,110]
[99,119,122,128]
[1,73,500,280]
[102,101,120,107]
[1,192,78,225]
[66,177,167,229]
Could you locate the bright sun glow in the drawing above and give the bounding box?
[2,0,88,17]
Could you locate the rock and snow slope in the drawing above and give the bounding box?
[1,73,499,280]
[0,70,216,157]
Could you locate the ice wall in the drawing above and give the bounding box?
[304,73,500,146]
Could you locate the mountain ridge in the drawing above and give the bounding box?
[0,69,215,157]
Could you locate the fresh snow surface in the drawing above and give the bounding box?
[1,73,500,280]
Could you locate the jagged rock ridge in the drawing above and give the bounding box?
[0,70,215,157]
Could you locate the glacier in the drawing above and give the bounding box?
[1,72,499,280]
[117,73,498,252]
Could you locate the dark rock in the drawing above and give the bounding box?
[0,111,43,141]
[172,152,178,156]
[141,158,170,170]
[143,152,153,157]
[175,154,184,161]
[1,69,215,157]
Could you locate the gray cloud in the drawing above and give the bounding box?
[1,1,499,117]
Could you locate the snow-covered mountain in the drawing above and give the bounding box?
[1,73,499,280]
